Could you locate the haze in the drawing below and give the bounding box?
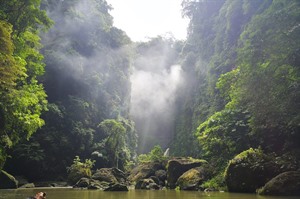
[106,0,189,41]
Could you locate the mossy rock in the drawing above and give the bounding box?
[74,177,90,188]
[258,171,300,196]
[104,183,128,191]
[155,170,167,181]
[74,177,110,190]
[135,178,159,190]
[110,168,127,184]
[224,148,281,193]
[0,170,18,189]
[167,157,207,189]
[88,180,109,190]
[92,168,118,184]
[155,170,167,186]
[176,168,204,190]
[67,170,90,185]
[128,162,164,183]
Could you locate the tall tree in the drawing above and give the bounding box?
[5,0,137,179]
[174,0,300,172]
[226,0,300,153]
[0,0,52,169]
[98,119,126,169]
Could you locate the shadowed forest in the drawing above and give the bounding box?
[0,0,299,194]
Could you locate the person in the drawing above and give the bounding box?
[27,192,46,199]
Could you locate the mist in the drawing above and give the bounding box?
[41,0,133,119]
[42,0,185,154]
[130,39,184,153]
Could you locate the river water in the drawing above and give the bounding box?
[0,188,298,199]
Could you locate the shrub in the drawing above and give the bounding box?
[67,156,95,185]
[137,145,166,163]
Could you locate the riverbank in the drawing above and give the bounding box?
[1,188,299,199]
[1,151,300,196]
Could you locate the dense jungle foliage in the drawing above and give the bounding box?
[171,0,300,172]
[0,0,53,170]
[0,0,299,184]
[1,0,137,180]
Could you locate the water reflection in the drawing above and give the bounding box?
[0,188,299,199]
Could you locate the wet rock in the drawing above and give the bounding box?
[74,178,108,190]
[224,148,282,193]
[135,179,152,189]
[150,176,160,185]
[135,178,159,190]
[148,182,160,190]
[176,167,206,190]
[204,187,218,192]
[134,179,143,189]
[155,170,167,183]
[87,183,100,190]
[0,170,18,189]
[74,177,90,188]
[67,167,90,185]
[110,167,127,184]
[92,168,118,183]
[87,180,106,190]
[72,167,128,189]
[128,162,164,183]
[258,171,300,196]
[167,157,207,189]
[104,183,128,191]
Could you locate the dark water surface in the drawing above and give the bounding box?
[0,188,298,199]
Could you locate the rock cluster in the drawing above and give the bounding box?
[1,153,299,196]
[167,158,208,189]
[224,148,300,196]
[258,171,300,195]
[129,157,210,191]
[74,167,128,191]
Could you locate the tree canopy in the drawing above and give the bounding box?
[0,0,52,170]
[1,0,299,185]
[172,0,300,173]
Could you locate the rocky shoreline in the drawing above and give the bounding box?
[1,155,300,196]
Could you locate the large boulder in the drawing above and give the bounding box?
[73,168,128,189]
[92,168,126,184]
[74,177,90,188]
[88,181,110,190]
[0,170,18,189]
[176,167,207,190]
[67,169,90,185]
[104,183,128,191]
[225,148,281,193]
[155,170,167,185]
[73,177,109,190]
[150,176,160,185]
[258,171,300,196]
[110,167,127,184]
[135,178,160,190]
[148,182,160,190]
[167,157,207,189]
[128,162,164,183]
